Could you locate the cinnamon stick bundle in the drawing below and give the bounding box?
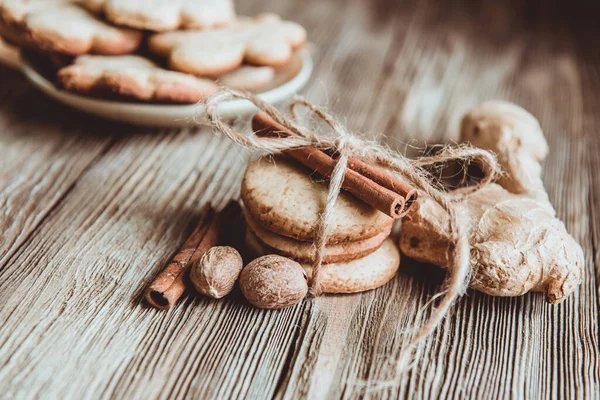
[252,112,417,218]
[145,202,240,309]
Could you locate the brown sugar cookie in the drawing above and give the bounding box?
[0,0,142,55]
[57,55,276,102]
[57,55,218,102]
[245,231,400,294]
[245,212,390,263]
[241,156,394,243]
[148,13,306,76]
[82,0,235,32]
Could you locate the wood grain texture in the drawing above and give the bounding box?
[0,72,115,269]
[0,0,599,398]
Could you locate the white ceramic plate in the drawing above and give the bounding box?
[18,48,313,128]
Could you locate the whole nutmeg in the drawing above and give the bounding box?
[239,255,308,309]
[190,246,243,299]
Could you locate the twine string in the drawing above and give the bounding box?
[203,88,499,375]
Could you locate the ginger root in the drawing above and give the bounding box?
[400,101,584,303]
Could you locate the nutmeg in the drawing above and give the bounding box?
[239,255,308,309]
[190,246,243,299]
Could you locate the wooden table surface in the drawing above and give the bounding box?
[1,0,599,398]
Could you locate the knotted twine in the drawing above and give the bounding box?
[202,88,500,374]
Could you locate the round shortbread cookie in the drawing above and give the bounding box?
[82,0,235,32]
[241,156,393,243]
[0,0,142,56]
[245,212,390,263]
[245,230,400,294]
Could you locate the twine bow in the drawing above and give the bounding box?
[203,88,499,373]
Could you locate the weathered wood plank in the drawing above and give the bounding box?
[278,1,600,398]
[0,0,598,399]
[574,15,600,369]
[0,127,299,399]
[0,71,115,269]
[0,0,358,398]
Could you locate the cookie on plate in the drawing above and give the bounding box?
[246,231,400,294]
[0,37,21,69]
[0,12,27,47]
[245,211,391,263]
[0,0,142,55]
[218,65,275,92]
[57,55,276,102]
[82,0,235,32]
[148,13,306,76]
[0,34,19,69]
[241,156,393,243]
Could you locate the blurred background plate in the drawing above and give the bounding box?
[17,47,313,128]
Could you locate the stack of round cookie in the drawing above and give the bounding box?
[0,0,307,103]
[241,156,401,294]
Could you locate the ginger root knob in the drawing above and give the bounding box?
[400,101,584,303]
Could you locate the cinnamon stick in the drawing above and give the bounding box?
[145,204,230,310]
[252,112,417,218]
[343,157,417,210]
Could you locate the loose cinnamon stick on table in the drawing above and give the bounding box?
[145,202,240,310]
[252,112,417,218]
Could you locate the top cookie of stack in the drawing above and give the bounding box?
[242,156,401,294]
[0,0,307,103]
